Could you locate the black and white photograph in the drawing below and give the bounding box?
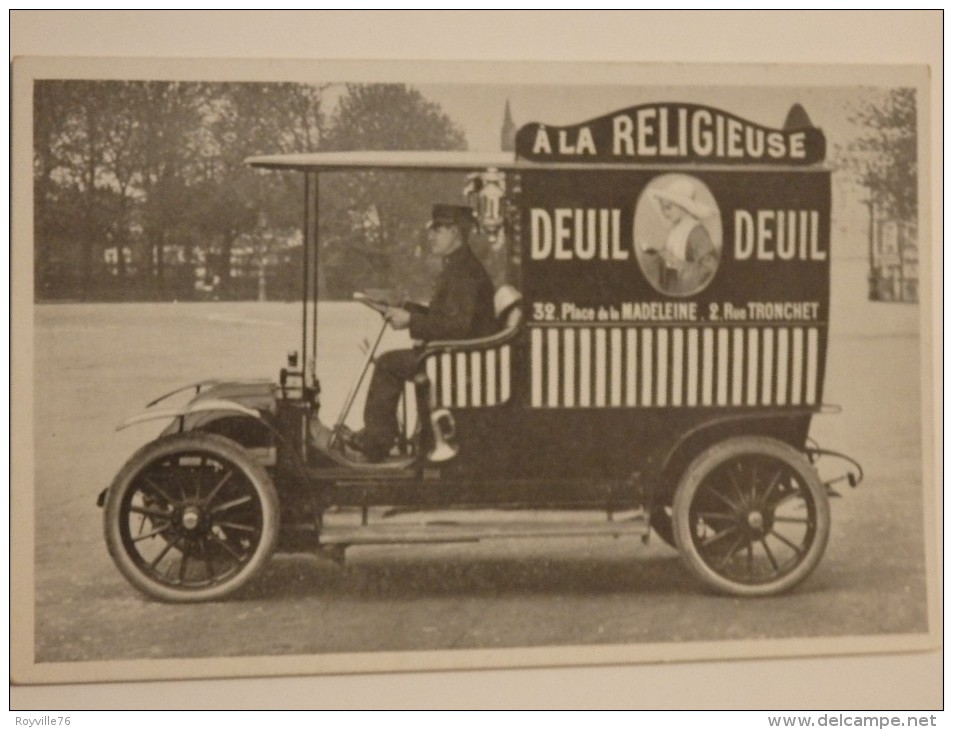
[10,11,941,710]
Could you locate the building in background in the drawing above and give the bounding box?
[869,218,918,303]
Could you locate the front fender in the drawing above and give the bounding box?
[116,398,262,431]
[118,379,277,431]
[103,379,311,506]
[113,379,311,481]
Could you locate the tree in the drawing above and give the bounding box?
[34,79,325,300]
[33,80,472,302]
[34,80,134,298]
[320,84,467,299]
[842,88,917,292]
[98,82,151,278]
[847,87,917,222]
[134,82,210,284]
[33,80,72,292]
[191,82,324,296]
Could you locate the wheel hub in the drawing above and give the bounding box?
[180,506,203,532]
[746,510,764,531]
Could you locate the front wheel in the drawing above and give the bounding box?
[672,436,830,597]
[104,432,279,602]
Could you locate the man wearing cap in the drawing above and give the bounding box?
[352,204,497,462]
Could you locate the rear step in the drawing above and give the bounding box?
[318,509,649,546]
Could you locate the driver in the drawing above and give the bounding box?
[346,204,497,462]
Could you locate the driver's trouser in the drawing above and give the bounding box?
[363,348,418,460]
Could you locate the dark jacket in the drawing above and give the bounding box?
[409,244,496,341]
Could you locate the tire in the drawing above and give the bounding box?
[104,432,279,602]
[672,436,830,597]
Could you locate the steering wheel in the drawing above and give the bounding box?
[353,292,390,316]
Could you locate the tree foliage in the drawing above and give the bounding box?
[32,81,465,302]
[319,84,467,300]
[846,88,917,222]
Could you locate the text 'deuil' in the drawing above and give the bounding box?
[530,208,628,261]
[734,209,826,261]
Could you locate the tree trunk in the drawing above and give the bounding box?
[116,193,128,278]
[33,82,60,298]
[153,230,165,283]
[220,230,235,297]
[82,125,98,301]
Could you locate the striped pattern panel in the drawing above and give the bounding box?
[529,326,822,409]
[423,345,513,408]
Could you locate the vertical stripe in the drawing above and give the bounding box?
[563,328,576,408]
[470,351,482,407]
[404,382,417,432]
[610,328,622,406]
[579,328,592,407]
[701,328,714,406]
[671,328,684,406]
[455,352,468,407]
[805,328,819,404]
[530,329,543,407]
[625,329,637,406]
[716,328,729,406]
[440,353,453,407]
[486,348,497,405]
[424,357,437,411]
[500,345,511,403]
[594,328,607,407]
[776,328,789,406]
[442,354,451,406]
[747,328,759,406]
[641,329,653,406]
[656,328,669,406]
[761,328,775,405]
[686,328,699,407]
[426,356,437,393]
[789,328,803,405]
[546,328,560,407]
[732,328,744,405]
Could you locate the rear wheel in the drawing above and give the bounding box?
[104,432,279,602]
[672,436,830,596]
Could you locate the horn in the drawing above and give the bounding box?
[428,408,459,463]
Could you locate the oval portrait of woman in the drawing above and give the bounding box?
[633,174,723,297]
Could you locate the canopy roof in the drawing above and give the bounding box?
[245,150,518,172]
[245,149,827,173]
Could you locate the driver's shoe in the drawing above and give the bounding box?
[308,421,371,463]
[329,426,387,463]
[308,418,334,451]
[338,427,393,463]
[336,440,369,464]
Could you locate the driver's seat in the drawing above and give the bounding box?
[418,284,523,409]
[493,284,523,335]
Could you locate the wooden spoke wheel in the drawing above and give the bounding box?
[104,433,278,602]
[672,437,830,597]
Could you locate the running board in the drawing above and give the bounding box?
[318,509,649,546]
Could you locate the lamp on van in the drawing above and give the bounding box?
[464,168,506,246]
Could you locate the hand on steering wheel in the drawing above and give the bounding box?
[385,307,411,330]
[353,292,390,315]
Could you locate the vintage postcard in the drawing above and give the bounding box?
[10,51,940,699]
